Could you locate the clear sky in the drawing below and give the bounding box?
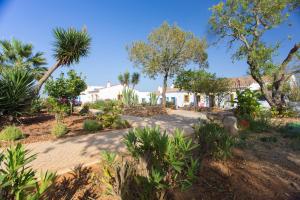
[0,0,299,92]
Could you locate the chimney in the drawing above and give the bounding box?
[106,81,111,88]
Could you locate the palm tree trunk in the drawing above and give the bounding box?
[35,61,61,93]
[161,73,168,109]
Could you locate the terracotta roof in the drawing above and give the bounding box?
[227,75,271,89]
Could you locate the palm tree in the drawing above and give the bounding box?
[36,27,91,92]
[0,39,47,80]
[131,72,140,89]
[118,71,130,87]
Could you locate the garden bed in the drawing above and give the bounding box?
[0,112,130,146]
[123,105,167,117]
[44,130,300,200]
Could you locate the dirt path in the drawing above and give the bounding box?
[26,111,204,174]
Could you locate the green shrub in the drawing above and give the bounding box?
[0,143,56,200]
[0,125,24,141]
[51,123,68,137]
[149,92,158,106]
[83,119,103,132]
[79,104,89,115]
[111,118,131,129]
[0,67,36,118]
[121,88,139,107]
[29,97,44,114]
[280,122,300,139]
[194,122,235,160]
[234,89,261,117]
[121,127,200,199]
[96,100,124,128]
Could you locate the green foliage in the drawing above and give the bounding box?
[209,0,300,111]
[44,70,87,102]
[0,125,24,141]
[128,21,208,108]
[29,97,44,114]
[288,86,300,102]
[53,27,91,66]
[123,127,200,198]
[0,67,36,117]
[234,89,261,117]
[260,136,278,143]
[94,100,126,129]
[46,97,70,122]
[280,122,300,139]
[51,123,68,137]
[79,104,89,115]
[118,71,140,89]
[0,143,56,200]
[194,123,235,160]
[111,118,131,129]
[149,92,158,106]
[83,119,103,132]
[0,38,47,80]
[121,88,139,107]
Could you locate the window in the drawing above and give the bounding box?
[142,98,146,103]
[184,95,189,103]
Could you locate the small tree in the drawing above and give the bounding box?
[175,69,230,108]
[128,22,208,108]
[44,70,87,113]
[209,0,300,113]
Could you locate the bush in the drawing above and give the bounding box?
[83,119,103,132]
[0,125,24,141]
[111,118,131,129]
[121,127,200,199]
[194,122,235,160]
[79,104,89,115]
[29,97,44,114]
[0,143,56,200]
[280,122,300,139]
[51,123,68,137]
[234,89,261,117]
[0,67,36,118]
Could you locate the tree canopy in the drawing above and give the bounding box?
[128,22,208,108]
[209,0,300,112]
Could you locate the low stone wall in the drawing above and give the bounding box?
[123,105,167,117]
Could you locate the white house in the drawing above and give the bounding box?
[79,82,150,104]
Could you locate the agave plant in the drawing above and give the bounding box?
[149,92,158,106]
[121,88,139,107]
[0,143,56,200]
[0,67,36,117]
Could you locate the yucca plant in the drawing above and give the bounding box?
[0,143,56,200]
[149,92,158,106]
[36,27,91,92]
[121,88,139,107]
[0,67,36,118]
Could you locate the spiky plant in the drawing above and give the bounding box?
[121,88,139,107]
[149,92,158,106]
[0,143,56,200]
[0,39,47,80]
[36,27,91,92]
[118,71,130,87]
[131,72,140,89]
[0,67,36,117]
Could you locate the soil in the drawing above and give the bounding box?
[45,130,300,200]
[0,113,97,146]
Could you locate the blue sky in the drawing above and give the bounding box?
[0,0,299,91]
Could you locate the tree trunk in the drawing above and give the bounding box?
[161,73,168,109]
[194,93,198,110]
[35,61,61,93]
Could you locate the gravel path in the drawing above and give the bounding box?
[26,110,205,174]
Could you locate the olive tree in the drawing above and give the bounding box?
[174,69,230,108]
[209,0,300,113]
[128,22,208,108]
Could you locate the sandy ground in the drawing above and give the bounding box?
[25,110,204,174]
